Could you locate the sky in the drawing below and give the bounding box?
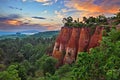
[0,0,120,32]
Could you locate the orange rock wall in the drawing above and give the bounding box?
[87,27,103,51]
[59,27,72,52]
[52,27,72,67]
[64,28,80,64]
[52,26,103,66]
[78,28,90,52]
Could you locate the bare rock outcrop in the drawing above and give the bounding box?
[64,28,80,64]
[52,26,103,66]
[87,27,103,51]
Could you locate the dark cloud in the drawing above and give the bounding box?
[8,14,21,19]
[93,0,104,5]
[32,16,46,19]
[0,22,46,32]
[0,14,22,21]
[8,6,22,10]
[0,17,8,21]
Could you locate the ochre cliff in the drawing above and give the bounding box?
[52,27,72,67]
[78,28,90,52]
[64,28,80,64]
[52,26,103,66]
[87,27,103,51]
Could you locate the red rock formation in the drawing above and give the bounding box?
[53,27,64,54]
[59,27,72,52]
[52,27,64,67]
[64,28,80,64]
[52,50,63,67]
[52,26,103,66]
[87,27,103,51]
[52,27,72,66]
[78,28,90,52]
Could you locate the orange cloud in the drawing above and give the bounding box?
[74,2,103,13]
[63,0,120,22]
[6,20,22,26]
[43,24,61,30]
[65,0,120,14]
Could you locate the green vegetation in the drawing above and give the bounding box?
[0,33,120,80]
[0,64,21,80]
[43,29,120,80]
[62,10,120,28]
[0,34,27,40]
[0,31,59,40]
[35,55,57,76]
[0,11,120,80]
[0,31,57,80]
[31,31,59,38]
[62,15,108,28]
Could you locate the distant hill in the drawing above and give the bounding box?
[19,30,40,35]
[0,30,59,39]
[31,30,59,38]
[0,34,27,40]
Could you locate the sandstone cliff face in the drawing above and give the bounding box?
[59,27,72,52]
[52,27,72,67]
[64,28,80,64]
[87,27,103,51]
[52,26,103,65]
[78,28,90,52]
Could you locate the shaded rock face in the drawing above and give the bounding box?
[64,28,80,64]
[59,27,72,52]
[52,50,63,67]
[78,28,90,52]
[88,27,103,51]
[52,27,72,67]
[52,26,103,66]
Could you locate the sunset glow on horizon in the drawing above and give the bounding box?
[0,0,120,32]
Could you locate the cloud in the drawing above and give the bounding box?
[8,14,22,19]
[40,23,61,30]
[42,10,48,14]
[64,0,120,14]
[0,14,59,30]
[54,10,65,19]
[0,22,46,32]
[35,0,50,2]
[6,20,22,26]
[0,14,59,31]
[63,0,120,21]
[0,19,23,26]
[0,17,9,21]
[22,0,27,2]
[8,6,22,10]
[0,14,24,26]
[32,16,46,19]
[55,0,58,3]
[22,0,57,5]
[35,0,56,5]
[50,19,54,21]
[0,14,22,21]
[54,8,77,20]
[61,8,76,13]
[42,2,53,5]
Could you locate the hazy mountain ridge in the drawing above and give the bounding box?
[0,30,59,39]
